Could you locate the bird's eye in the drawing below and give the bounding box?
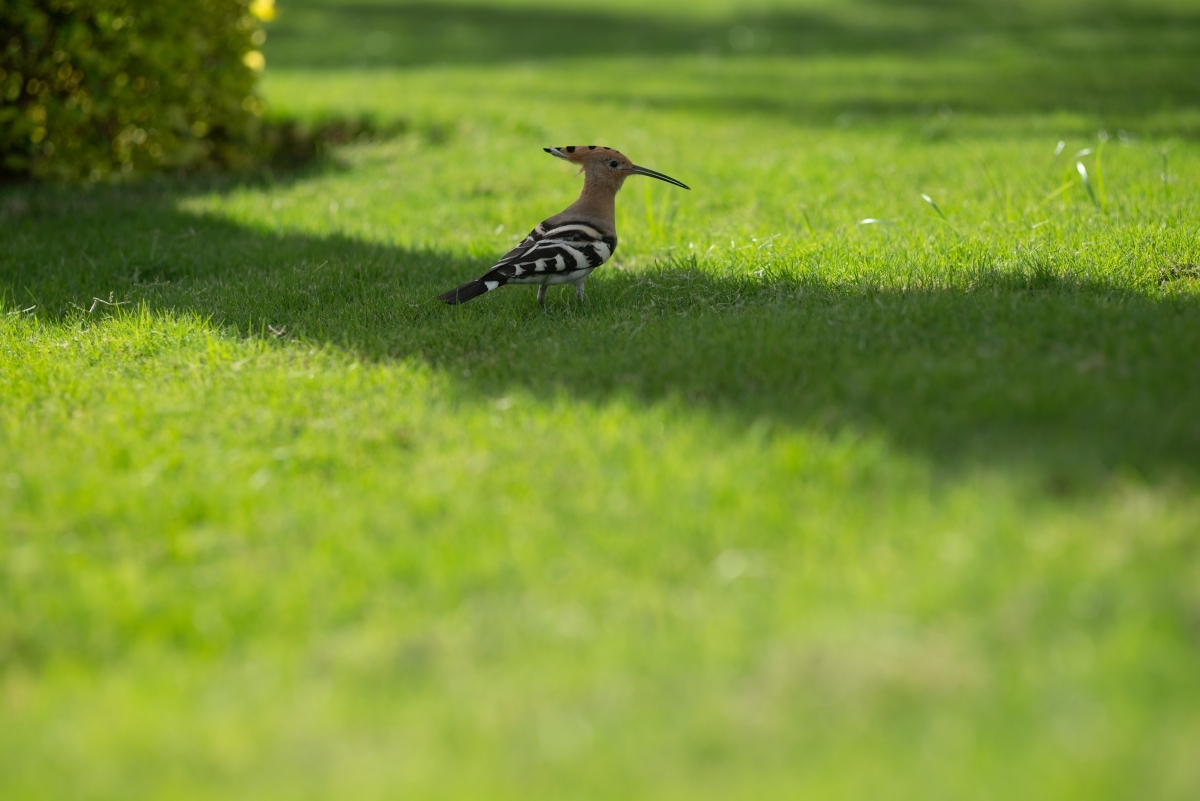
[608,160,619,168]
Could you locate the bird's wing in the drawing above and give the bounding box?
[490,224,548,269]
[483,221,617,282]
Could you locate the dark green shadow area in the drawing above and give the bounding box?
[263,1,1200,127]
[5,181,1199,490]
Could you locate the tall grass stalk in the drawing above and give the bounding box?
[1076,161,1100,208]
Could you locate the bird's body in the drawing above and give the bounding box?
[439,216,617,306]
[438,145,688,307]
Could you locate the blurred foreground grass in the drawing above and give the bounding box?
[2,1,1200,798]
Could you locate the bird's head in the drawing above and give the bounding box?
[544,145,689,192]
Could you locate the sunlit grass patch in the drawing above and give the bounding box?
[3,1,1200,798]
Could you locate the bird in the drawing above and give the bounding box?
[437,145,689,307]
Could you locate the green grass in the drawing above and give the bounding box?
[3,1,1200,798]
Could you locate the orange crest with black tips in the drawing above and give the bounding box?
[544,145,632,168]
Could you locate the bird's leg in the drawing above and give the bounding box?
[573,277,586,305]
[537,284,547,308]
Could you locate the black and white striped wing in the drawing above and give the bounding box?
[490,224,549,269]
[482,221,617,286]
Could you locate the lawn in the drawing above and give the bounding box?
[2,0,1200,798]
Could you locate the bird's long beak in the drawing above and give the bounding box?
[629,165,690,190]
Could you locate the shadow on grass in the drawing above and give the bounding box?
[263,1,1200,125]
[4,181,1199,488]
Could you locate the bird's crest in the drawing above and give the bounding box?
[544,145,629,166]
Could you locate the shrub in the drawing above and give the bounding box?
[0,0,273,182]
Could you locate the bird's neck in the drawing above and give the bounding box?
[565,179,619,229]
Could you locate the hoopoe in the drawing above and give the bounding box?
[437,146,689,307]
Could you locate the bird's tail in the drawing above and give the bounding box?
[437,280,493,305]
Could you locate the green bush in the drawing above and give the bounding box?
[0,0,271,182]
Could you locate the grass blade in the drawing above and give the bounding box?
[920,192,959,230]
[798,203,814,235]
[1039,179,1075,206]
[1077,161,1100,208]
[920,193,948,221]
